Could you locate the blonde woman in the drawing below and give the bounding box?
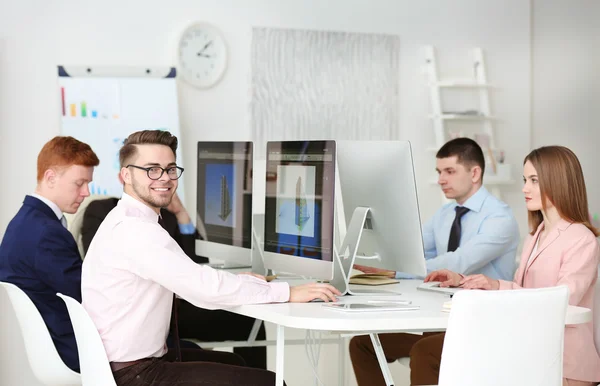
[428,146,600,386]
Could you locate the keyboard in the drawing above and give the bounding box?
[416,281,462,295]
[348,288,402,296]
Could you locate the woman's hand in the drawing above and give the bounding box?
[459,274,499,290]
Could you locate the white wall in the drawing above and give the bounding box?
[0,1,533,385]
[2,2,599,383]
[532,0,600,226]
[0,0,531,238]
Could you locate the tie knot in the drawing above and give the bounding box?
[455,206,470,218]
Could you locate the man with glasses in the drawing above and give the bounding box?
[81,173,201,262]
[80,150,270,370]
[82,130,340,386]
[83,188,197,254]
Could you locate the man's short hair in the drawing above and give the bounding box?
[37,136,100,182]
[436,137,485,176]
[119,130,178,168]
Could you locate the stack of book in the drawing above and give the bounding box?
[349,272,399,286]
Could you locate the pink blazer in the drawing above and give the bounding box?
[498,219,600,381]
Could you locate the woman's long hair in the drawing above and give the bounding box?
[524,146,598,236]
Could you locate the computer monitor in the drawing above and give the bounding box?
[335,140,427,278]
[262,140,337,280]
[195,141,253,266]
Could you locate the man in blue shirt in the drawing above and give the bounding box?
[350,137,520,386]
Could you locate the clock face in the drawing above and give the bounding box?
[178,24,227,89]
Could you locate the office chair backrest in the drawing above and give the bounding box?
[0,282,81,386]
[65,194,114,258]
[57,293,117,386]
[439,286,569,386]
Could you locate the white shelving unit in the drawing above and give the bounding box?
[424,46,514,199]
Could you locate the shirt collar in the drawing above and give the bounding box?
[454,186,489,214]
[119,192,160,222]
[30,193,63,220]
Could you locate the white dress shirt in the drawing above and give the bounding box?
[82,193,290,362]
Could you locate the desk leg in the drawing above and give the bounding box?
[338,335,345,386]
[370,333,394,386]
[276,325,285,386]
[247,319,262,343]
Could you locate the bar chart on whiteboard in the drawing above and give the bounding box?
[60,80,121,120]
[57,66,185,202]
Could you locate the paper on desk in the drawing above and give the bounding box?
[441,300,452,313]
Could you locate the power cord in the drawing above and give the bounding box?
[304,330,326,386]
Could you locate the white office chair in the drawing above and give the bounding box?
[0,282,81,386]
[64,194,113,258]
[437,286,569,386]
[57,293,117,386]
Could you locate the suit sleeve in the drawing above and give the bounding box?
[35,226,82,302]
[498,233,600,304]
[81,201,108,256]
[556,233,599,306]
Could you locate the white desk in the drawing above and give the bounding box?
[227,279,592,386]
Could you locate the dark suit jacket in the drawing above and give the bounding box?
[81,198,207,264]
[0,196,82,372]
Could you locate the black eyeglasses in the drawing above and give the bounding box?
[126,165,184,180]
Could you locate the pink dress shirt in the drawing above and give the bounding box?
[498,219,600,382]
[82,193,290,362]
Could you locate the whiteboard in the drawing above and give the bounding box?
[57,66,185,203]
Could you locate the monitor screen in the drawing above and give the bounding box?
[196,142,253,248]
[264,141,336,263]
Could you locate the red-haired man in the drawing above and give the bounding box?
[0,136,99,372]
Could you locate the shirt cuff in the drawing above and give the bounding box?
[497,279,514,290]
[269,281,291,302]
[178,222,196,235]
[394,271,419,280]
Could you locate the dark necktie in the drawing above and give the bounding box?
[447,206,470,252]
[158,215,182,362]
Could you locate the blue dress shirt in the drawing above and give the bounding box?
[396,186,519,280]
[178,222,196,235]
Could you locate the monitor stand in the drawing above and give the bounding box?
[251,227,268,276]
[330,207,401,296]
